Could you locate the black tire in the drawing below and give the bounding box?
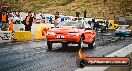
[47,42,52,51]
[62,43,68,49]
[78,37,83,48]
[88,41,95,49]
[115,33,119,36]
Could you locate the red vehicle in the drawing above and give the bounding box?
[46,21,96,51]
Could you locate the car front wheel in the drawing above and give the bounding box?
[47,42,52,51]
[88,41,95,49]
[62,43,68,49]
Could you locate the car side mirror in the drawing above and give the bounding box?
[51,27,55,29]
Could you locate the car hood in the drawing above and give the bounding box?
[49,26,84,34]
[116,29,131,32]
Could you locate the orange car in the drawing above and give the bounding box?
[46,21,96,51]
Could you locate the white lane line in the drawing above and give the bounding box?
[75,44,132,71]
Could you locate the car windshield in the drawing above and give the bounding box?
[118,26,130,30]
[99,21,104,23]
[56,21,83,28]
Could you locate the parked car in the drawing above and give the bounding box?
[46,21,96,51]
[115,25,132,36]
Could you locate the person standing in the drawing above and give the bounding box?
[49,16,53,23]
[96,21,100,32]
[9,19,14,32]
[17,12,20,18]
[61,17,64,22]
[0,11,2,30]
[20,15,23,24]
[24,12,33,31]
[55,11,59,22]
[0,10,9,31]
[33,13,36,20]
[105,21,109,32]
[16,12,20,24]
[54,11,59,26]
[84,10,87,18]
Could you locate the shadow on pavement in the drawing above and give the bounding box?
[52,46,80,52]
[48,46,94,53]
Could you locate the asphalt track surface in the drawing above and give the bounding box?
[0,31,132,71]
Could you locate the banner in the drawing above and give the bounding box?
[0,31,12,43]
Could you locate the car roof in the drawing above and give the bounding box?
[119,25,130,27]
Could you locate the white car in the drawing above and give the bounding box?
[115,25,132,36]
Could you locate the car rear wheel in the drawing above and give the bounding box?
[76,57,87,68]
[47,42,52,51]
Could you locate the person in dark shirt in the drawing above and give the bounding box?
[84,10,87,18]
[24,11,33,31]
[49,16,53,23]
[96,21,100,31]
[106,21,109,32]
[0,12,2,30]
[33,13,36,20]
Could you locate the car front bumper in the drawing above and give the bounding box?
[115,32,131,36]
[47,35,81,43]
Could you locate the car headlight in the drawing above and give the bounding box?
[47,31,55,35]
[126,31,131,33]
[68,33,79,36]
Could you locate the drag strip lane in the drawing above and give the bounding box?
[0,31,132,71]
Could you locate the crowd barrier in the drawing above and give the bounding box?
[95,19,119,30]
[14,31,32,41]
[32,24,54,40]
[0,31,12,43]
[14,24,25,31]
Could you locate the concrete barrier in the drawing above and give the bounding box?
[31,24,54,40]
[12,24,54,41]
[108,20,119,30]
[14,31,32,41]
[0,31,12,43]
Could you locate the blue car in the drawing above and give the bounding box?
[115,25,132,36]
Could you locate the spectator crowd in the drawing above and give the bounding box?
[0,10,111,33]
